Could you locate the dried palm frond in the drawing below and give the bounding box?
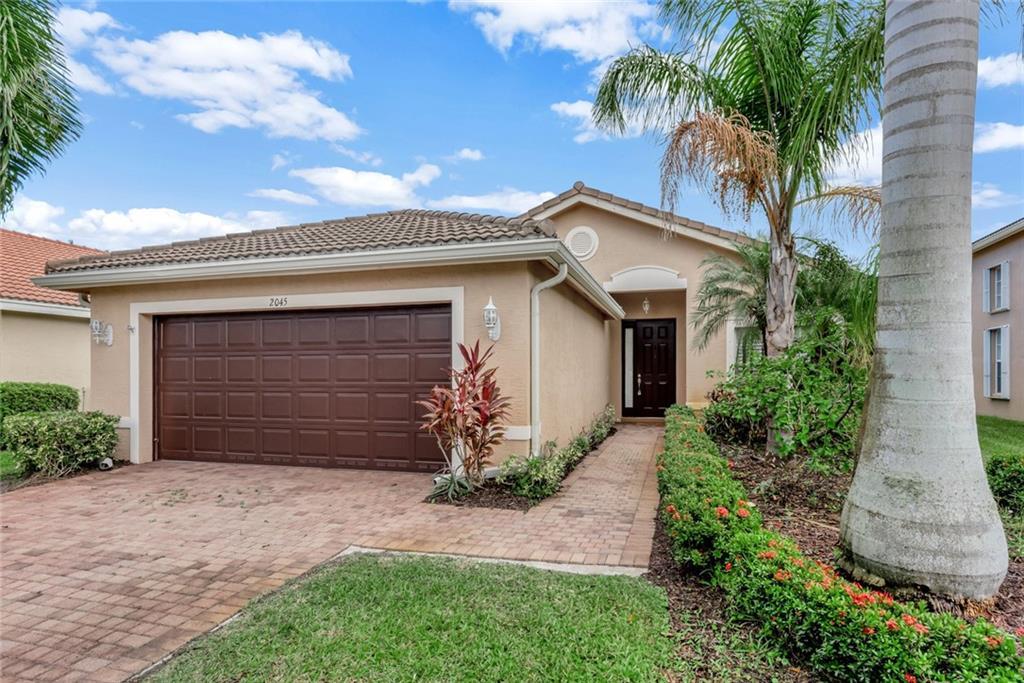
[796,185,881,237]
[661,110,778,222]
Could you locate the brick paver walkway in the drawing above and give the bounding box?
[0,424,661,681]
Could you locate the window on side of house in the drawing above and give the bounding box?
[983,325,1011,399]
[982,261,1011,313]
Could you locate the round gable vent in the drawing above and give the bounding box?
[565,226,599,261]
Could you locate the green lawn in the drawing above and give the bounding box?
[977,415,1024,463]
[150,555,674,682]
[0,451,23,480]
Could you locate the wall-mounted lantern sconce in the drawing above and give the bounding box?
[641,297,651,315]
[483,296,501,341]
[90,319,114,346]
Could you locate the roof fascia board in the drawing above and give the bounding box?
[0,298,90,318]
[530,194,740,252]
[973,219,1024,253]
[34,238,625,320]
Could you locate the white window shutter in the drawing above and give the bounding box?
[983,330,992,398]
[983,269,991,313]
[1002,325,1011,399]
[1002,261,1011,310]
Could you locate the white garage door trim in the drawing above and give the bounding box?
[127,287,465,464]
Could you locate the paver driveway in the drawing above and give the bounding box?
[0,424,660,682]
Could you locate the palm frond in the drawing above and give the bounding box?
[796,185,881,236]
[661,110,777,220]
[0,0,82,215]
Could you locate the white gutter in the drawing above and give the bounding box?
[530,262,568,456]
[0,298,90,319]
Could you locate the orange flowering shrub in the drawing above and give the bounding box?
[658,405,1023,682]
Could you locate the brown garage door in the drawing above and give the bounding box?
[155,304,451,471]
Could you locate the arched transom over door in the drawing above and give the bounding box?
[155,304,451,471]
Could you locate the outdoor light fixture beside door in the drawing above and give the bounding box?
[483,296,501,341]
[90,319,114,346]
[641,297,651,315]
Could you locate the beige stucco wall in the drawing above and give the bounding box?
[543,204,736,412]
[0,310,91,402]
[533,262,613,451]
[84,262,539,464]
[972,232,1023,422]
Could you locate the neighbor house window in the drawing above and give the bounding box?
[982,261,1011,313]
[983,326,1011,399]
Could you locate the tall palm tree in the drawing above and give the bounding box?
[841,0,1007,599]
[0,0,81,214]
[593,0,884,357]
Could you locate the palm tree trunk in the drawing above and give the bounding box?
[765,226,797,357]
[840,0,1007,599]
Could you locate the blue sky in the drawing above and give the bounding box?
[8,1,1024,258]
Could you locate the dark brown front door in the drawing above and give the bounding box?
[154,304,451,471]
[623,319,676,417]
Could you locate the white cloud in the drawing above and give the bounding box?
[248,188,319,206]
[829,124,883,186]
[451,0,657,63]
[551,99,642,144]
[91,29,361,142]
[334,145,384,167]
[271,152,294,171]
[977,53,1024,88]
[972,182,1023,209]
[445,147,485,162]
[129,120,144,130]
[426,188,556,214]
[56,8,120,94]
[974,122,1024,153]
[5,196,66,237]
[291,163,441,207]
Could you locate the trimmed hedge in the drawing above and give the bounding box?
[0,382,79,443]
[659,405,1023,682]
[987,451,1024,515]
[3,411,118,478]
[498,405,616,500]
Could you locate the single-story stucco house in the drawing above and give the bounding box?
[35,182,750,470]
[1,229,104,400]
[973,217,1021,422]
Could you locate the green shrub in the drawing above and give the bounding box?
[0,382,79,443]
[3,411,118,478]
[659,405,1023,682]
[703,327,867,470]
[987,451,1024,514]
[498,405,617,500]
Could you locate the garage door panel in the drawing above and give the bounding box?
[375,354,411,382]
[161,357,190,382]
[334,355,369,381]
[194,357,223,382]
[226,356,258,382]
[298,355,330,382]
[157,304,450,470]
[374,314,411,343]
[261,356,293,382]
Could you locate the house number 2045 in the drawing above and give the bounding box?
[269,297,288,308]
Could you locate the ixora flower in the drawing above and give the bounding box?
[724,561,732,572]
[758,550,777,560]
[904,674,917,683]
[863,626,875,635]
[986,636,1004,648]
[773,569,792,582]
[737,507,751,518]
[886,619,899,631]
[715,506,730,518]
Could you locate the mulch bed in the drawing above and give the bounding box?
[720,440,1024,633]
[0,461,128,494]
[645,517,814,682]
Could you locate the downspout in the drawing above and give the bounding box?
[530,262,568,456]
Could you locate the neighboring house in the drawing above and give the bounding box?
[0,229,104,401]
[973,218,1022,422]
[35,182,748,470]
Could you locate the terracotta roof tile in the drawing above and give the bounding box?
[45,209,554,275]
[1,230,104,306]
[518,181,753,245]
